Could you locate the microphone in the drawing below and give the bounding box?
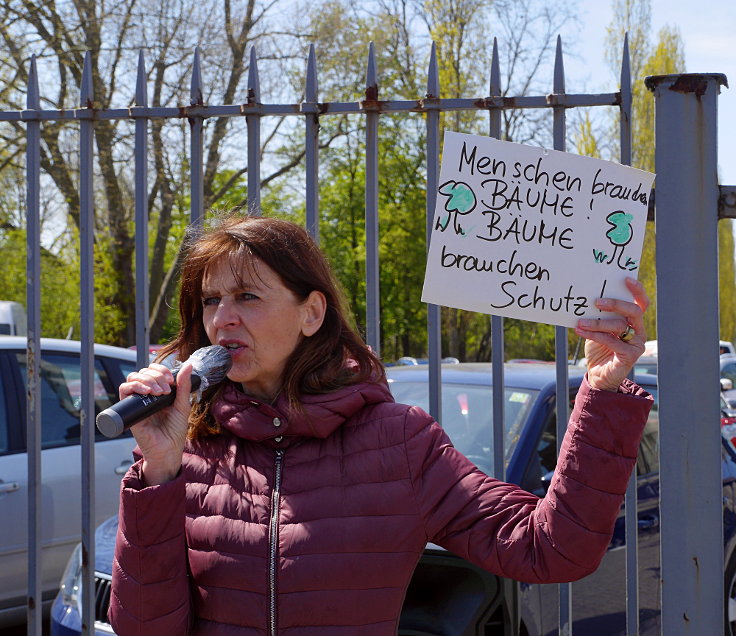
[96,345,232,438]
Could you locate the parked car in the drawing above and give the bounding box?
[633,355,657,376]
[0,337,138,628]
[721,354,736,409]
[50,362,736,635]
[644,339,736,356]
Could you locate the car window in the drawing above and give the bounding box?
[387,380,539,474]
[637,386,659,475]
[722,362,736,386]
[108,359,137,386]
[634,361,657,375]
[523,384,661,494]
[16,352,119,449]
[521,392,575,495]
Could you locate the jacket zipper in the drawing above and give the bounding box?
[268,449,284,636]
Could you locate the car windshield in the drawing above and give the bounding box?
[387,380,539,474]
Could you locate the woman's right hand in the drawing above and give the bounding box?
[120,361,194,486]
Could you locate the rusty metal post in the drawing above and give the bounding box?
[645,72,727,635]
[24,54,42,636]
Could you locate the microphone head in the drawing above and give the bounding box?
[189,345,233,387]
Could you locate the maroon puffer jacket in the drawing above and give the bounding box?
[109,375,651,636]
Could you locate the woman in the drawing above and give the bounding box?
[109,214,652,635]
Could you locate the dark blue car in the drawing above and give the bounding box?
[51,363,736,635]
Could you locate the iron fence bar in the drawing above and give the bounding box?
[488,34,520,636]
[135,51,150,369]
[78,51,96,636]
[363,43,380,355]
[618,33,640,636]
[304,44,319,242]
[489,37,505,482]
[25,54,42,636]
[247,48,261,214]
[552,35,572,636]
[0,92,623,122]
[646,71,726,636]
[425,42,441,422]
[190,48,204,225]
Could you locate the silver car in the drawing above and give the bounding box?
[0,337,138,627]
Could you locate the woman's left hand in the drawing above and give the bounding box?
[574,277,648,392]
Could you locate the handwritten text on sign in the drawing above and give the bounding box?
[421,132,656,328]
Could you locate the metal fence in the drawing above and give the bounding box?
[9,31,735,636]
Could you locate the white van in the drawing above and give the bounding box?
[0,301,26,336]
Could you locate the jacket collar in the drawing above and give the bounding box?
[210,378,393,443]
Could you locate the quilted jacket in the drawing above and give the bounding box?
[109,375,652,636]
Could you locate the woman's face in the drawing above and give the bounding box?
[201,257,325,401]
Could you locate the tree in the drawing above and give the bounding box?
[420,0,578,361]
[600,5,736,346]
[296,0,430,360]
[0,0,310,345]
[286,0,581,362]
[585,0,687,341]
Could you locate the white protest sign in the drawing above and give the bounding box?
[421,132,656,328]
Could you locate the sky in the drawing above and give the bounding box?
[563,0,736,185]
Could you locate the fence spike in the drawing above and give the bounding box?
[27,54,39,109]
[489,37,502,139]
[365,42,377,98]
[136,50,148,107]
[426,42,439,98]
[621,32,631,97]
[490,38,501,96]
[80,50,93,106]
[553,34,565,93]
[306,43,318,102]
[248,47,261,103]
[620,32,632,166]
[191,47,203,106]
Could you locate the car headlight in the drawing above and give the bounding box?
[59,542,83,615]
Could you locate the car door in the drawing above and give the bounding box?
[0,347,137,613]
[524,385,662,635]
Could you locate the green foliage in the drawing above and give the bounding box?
[593,0,691,341]
[0,226,79,338]
[720,221,736,343]
[573,113,602,160]
[91,232,127,344]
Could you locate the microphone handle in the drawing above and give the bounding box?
[96,370,202,438]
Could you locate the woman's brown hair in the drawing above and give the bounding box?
[156,214,385,438]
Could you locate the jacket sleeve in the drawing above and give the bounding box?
[108,459,192,636]
[407,376,652,584]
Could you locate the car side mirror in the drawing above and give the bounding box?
[722,378,733,391]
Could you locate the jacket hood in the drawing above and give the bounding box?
[210,377,393,443]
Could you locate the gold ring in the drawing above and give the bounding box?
[619,325,635,342]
